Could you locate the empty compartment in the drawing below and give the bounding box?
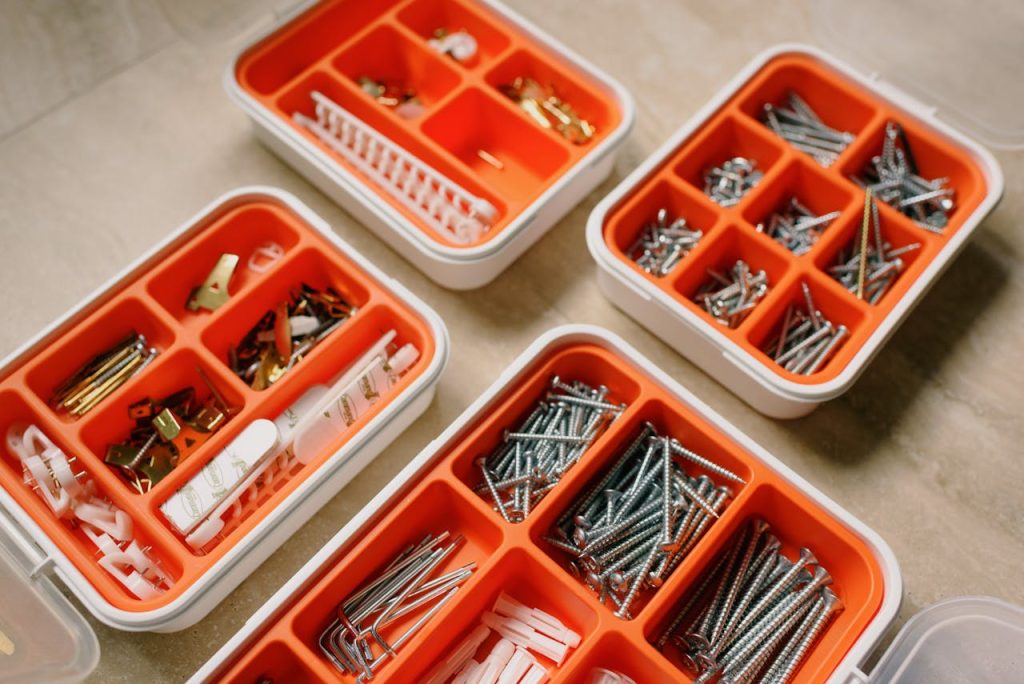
[397,0,512,69]
[532,397,754,620]
[485,48,616,144]
[673,224,790,331]
[646,484,885,684]
[201,247,370,391]
[388,547,598,682]
[422,87,570,202]
[220,639,337,684]
[603,177,720,280]
[147,203,302,326]
[815,200,934,307]
[24,297,176,422]
[446,343,643,521]
[746,272,868,381]
[333,23,461,118]
[559,630,680,683]
[736,54,877,161]
[741,157,856,256]
[77,349,246,498]
[841,117,986,234]
[289,480,502,666]
[234,0,405,96]
[673,115,785,204]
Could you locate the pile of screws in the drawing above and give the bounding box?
[656,519,843,684]
[51,332,159,418]
[475,377,625,523]
[500,77,595,145]
[627,208,704,277]
[828,195,920,304]
[764,283,849,376]
[229,284,355,390]
[545,423,744,620]
[757,197,841,256]
[703,157,763,207]
[853,121,954,233]
[319,531,474,680]
[761,92,854,167]
[105,373,235,493]
[358,76,424,119]
[694,260,770,329]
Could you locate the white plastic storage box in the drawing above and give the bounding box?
[587,42,1006,418]
[0,187,448,679]
[191,325,913,684]
[224,0,635,290]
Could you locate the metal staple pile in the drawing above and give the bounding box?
[853,121,954,233]
[763,283,848,376]
[761,92,854,167]
[693,260,770,329]
[544,423,745,620]
[655,519,843,684]
[627,208,704,277]
[319,532,474,680]
[475,377,625,523]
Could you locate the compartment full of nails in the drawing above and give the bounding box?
[230,0,626,255]
[595,47,992,405]
[0,192,442,614]
[206,330,890,684]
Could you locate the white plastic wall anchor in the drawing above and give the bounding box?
[519,664,550,684]
[480,612,569,665]
[294,91,496,244]
[424,624,491,684]
[493,592,581,648]
[451,658,482,684]
[475,638,515,684]
[497,647,537,684]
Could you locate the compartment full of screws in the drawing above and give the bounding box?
[544,423,745,620]
[762,282,849,376]
[852,121,955,233]
[474,376,625,523]
[626,208,704,277]
[757,197,840,256]
[655,519,843,684]
[703,157,763,207]
[760,92,854,167]
[693,260,770,329]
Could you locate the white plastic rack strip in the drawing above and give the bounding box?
[294,91,498,244]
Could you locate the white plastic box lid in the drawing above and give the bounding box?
[0,510,98,683]
[813,0,1024,150]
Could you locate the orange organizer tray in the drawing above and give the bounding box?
[203,326,898,684]
[0,189,444,620]
[229,0,629,257]
[590,46,1001,418]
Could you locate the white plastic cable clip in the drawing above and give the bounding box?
[493,592,582,648]
[480,612,569,665]
[75,497,133,542]
[294,91,497,244]
[247,240,284,273]
[475,638,515,684]
[497,646,538,684]
[6,423,53,462]
[424,624,491,684]
[20,454,72,518]
[83,528,165,600]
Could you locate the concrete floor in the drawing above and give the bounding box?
[0,0,1021,681]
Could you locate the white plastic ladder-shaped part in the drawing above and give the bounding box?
[293,90,498,244]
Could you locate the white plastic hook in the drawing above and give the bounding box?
[21,454,73,518]
[75,498,133,542]
[247,241,284,274]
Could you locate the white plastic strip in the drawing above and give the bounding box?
[294,90,496,244]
